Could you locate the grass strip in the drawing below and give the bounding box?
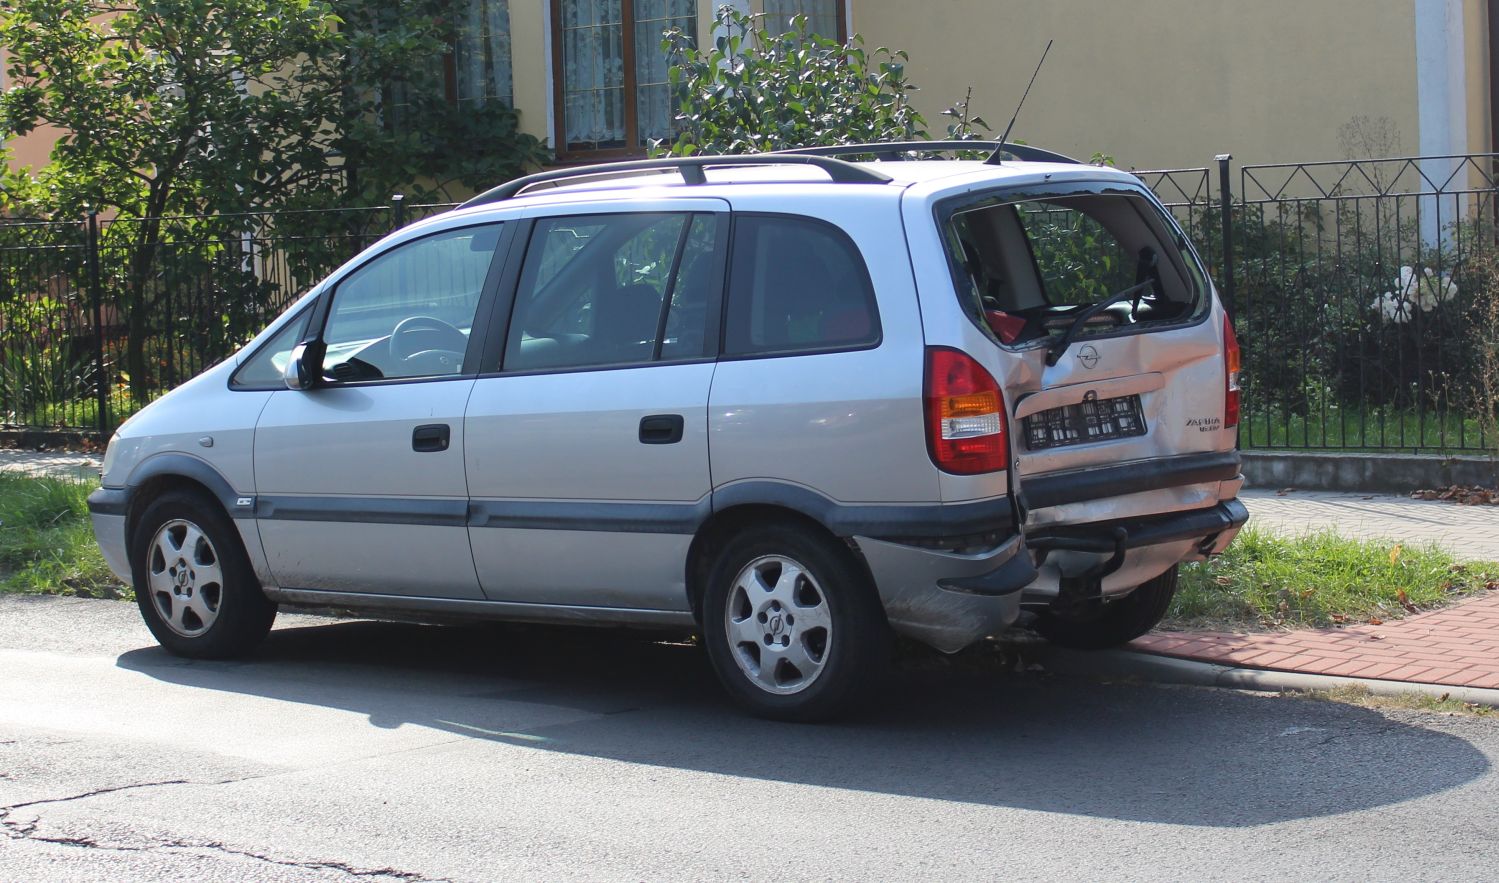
[0,473,126,598]
[1171,527,1499,630]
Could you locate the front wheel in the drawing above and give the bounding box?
[1034,564,1178,650]
[702,525,890,722]
[131,490,276,658]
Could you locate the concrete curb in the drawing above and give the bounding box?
[1040,646,1499,707]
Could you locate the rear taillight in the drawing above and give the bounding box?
[1223,314,1241,429]
[924,347,1008,474]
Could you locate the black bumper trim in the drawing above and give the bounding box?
[1022,451,1241,510]
[714,480,1013,538]
[936,536,1039,597]
[86,487,129,517]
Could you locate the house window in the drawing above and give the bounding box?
[553,0,697,156]
[761,0,845,41]
[453,0,514,108]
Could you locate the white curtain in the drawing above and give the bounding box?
[560,0,694,149]
[454,0,514,107]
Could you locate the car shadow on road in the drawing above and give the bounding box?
[117,616,1492,828]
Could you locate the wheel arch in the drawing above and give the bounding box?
[124,454,245,546]
[685,501,874,625]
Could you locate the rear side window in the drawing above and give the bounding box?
[724,215,879,356]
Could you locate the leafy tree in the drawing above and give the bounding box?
[0,0,547,403]
[656,8,932,156]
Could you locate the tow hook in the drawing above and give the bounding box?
[1032,526,1129,611]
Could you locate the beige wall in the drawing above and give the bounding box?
[850,0,1436,170]
[8,1,1489,181]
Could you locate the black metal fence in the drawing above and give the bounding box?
[0,198,455,432]
[3,154,1499,455]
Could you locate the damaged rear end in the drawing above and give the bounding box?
[888,163,1247,650]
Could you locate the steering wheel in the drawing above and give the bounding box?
[390,316,468,361]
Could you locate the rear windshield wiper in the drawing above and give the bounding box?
[1044,279,1155,366]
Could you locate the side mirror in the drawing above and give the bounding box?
[283,342,318,390]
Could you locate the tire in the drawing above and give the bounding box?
[701,524,891,722]
[130,489,276,658]
[1034,564,1179,650]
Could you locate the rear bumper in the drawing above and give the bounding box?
[856,498,1247,653]
[1028,499,1249,554]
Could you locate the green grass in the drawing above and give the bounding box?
[1171,527,1499,630]
[0,474,126,598]
[1241,407,1491,454]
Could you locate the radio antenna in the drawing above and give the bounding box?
[994,39,1053,162]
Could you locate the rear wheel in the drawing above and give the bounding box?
[1034,564,1178,650]
[702,524,890,722]
[131,490,276,658]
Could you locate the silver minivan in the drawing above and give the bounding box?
[89,142,1247,720]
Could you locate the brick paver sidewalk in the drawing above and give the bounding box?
[1134,591,1499,690]
[1144,488,1499,691]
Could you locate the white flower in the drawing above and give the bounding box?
[1371,290,1413,323]
[1374,265,1458,321]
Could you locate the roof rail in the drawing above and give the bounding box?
[778,141,1080,165]
[459,154,893,209]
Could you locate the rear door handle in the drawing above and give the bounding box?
[639,414,684,445]
[412,423,450,452]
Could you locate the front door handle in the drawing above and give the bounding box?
[412,423,450,452]
[639,414,684,445]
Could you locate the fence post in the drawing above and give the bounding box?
[391,193,405,231]
[1215,154,1235,319]
[84,210,108,436]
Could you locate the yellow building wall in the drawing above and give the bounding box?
[849,0,1432,170]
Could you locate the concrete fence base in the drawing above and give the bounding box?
[1242,451,1498,494]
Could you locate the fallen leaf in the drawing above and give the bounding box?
[1276,487,1296,496]
[1388,545,1403,565]
[1396,588,1418,612]
[1369,618,1384,626]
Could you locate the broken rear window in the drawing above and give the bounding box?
[940,185,1209,346]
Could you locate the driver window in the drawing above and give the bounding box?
[321,224,502,381]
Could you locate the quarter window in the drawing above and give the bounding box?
[554,0,696,155]
[320,225,503,381]
[503,213,719,371]
[723,215,879,356]
[231,309,311,389]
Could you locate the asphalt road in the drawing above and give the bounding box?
[3,595,1498,882]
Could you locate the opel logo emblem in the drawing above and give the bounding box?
[1077,345,1100,370]
[768,613,785,636]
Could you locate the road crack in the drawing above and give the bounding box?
[0,778,441,880]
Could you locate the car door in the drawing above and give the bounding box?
[464,201,728,611]
[253,221,511,599]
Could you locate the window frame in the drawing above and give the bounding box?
[718,211,883,361]
[289,221,514,389]
[550,0,695,161]
[479,211,730,377]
